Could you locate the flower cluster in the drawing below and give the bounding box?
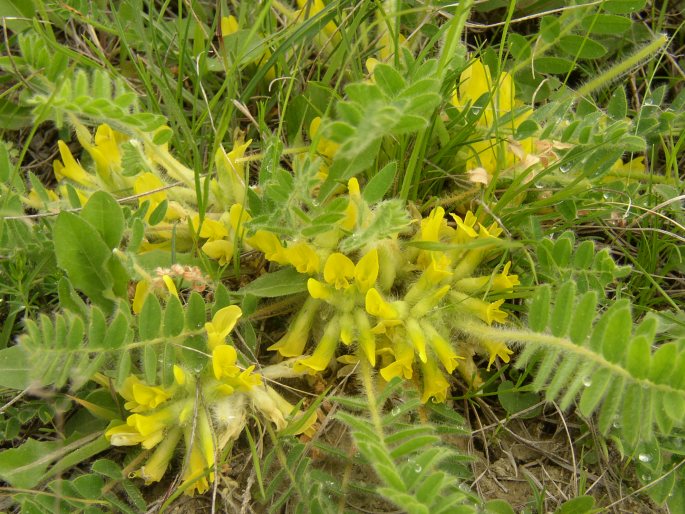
[251,187,519,402]
[105,306,315,495]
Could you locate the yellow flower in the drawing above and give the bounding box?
[192,215,229,241]
[181,409,215,496]
[454,261,520,293]
[119,375,172,413]
[450,211,479,242]
[75,123,126,182]
[419,207,446,242]
[296,0,340,44]
[228,203,251,238]
[405,318,428,363]
[173,365,187,386]
[423,322,461,374]
[247,230,288,264]
[354,248,379,293]
[310,117,339,159]
[250,385,318,435]
[379,338,414,381]
[105,422,146,446]
[282,241,321,274]
[365,288,400,320]
[307,278,333,300]
[268,297,320,357]
[205,305,243,350]
[480,339,514,370]
[215,136,251,205]
[134,426,182,485]
[323,253,355,290]
[221,15,239,35]
[212,344,240,380]
[126,412,169,449]
[202,239,234,266]
[161,275,179,299]
[452,292,508,325]
[53,141,96,187]
[295,317,341,374]
[420,358,451,404]
[134,172,166,207]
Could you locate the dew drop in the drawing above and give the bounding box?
[612,420,621,429]
[560,162,572,173]
[582,376,592,387]
[471,106,482,116]
[414,464,422,473]
[534,182,544,189]
[391,406,401,417]
[638,453,652,463]
[640,473,652,482]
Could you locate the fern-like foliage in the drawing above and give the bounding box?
[18,289,209,393]
[334,378,477,514]
[513,281,685,449]
[535,231,630,297]
[0,33,166,133]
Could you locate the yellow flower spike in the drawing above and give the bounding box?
[480,339,514,371]
[181,410,215,496]
[377,29,406,62]
[354,309,376,366]
[294,317,341,374]
[205,305,243,350]
[268,297,321,357]
[354,248,379,294]
[173,365,186,386]
[246,230,288,264]
[379,338,414,381]
[405,318,428,363]
[221,15,239,35]
[452,292,508,325]
[132,280,150,314]
[283,242,320,274]
[365,288,400,320]
[212,344,240,380]
[420,358,451,404]
[133,172,166,207]
[126,412,168,449]
[423,322,461,374]
[105,422,146,446]
[202,239,234,266]
[324,253,355,290]
[135,426,182,485]
[161,275,179,299]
